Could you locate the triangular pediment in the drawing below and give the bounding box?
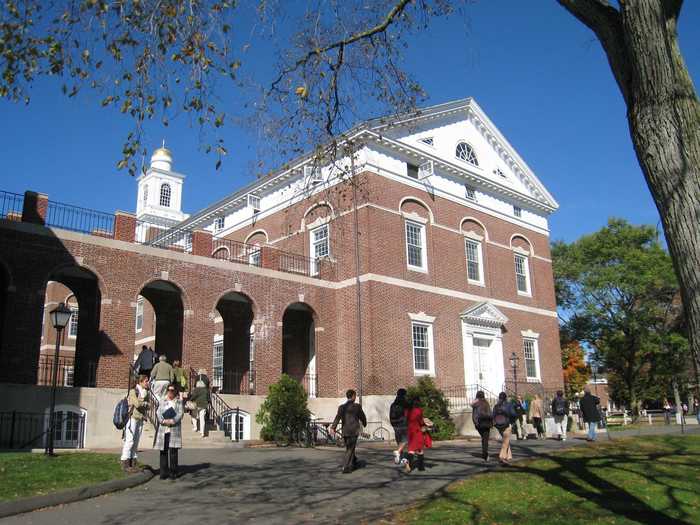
[460,301,509,328]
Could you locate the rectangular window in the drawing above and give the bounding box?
[135,298,144,333]
[310,224,330,276]
[248,246,262,267]
[405,220,427,271]
[63,365,74,387]
[214,216,225,232]
[412,322,434,375]
[465,239,484,285]
[523,338,540,380]
[212,339,224,390]
[514,254,531,295]
[513,205,522,218]
[407,163,419,179]
[247,194,261,212]
[465,185,476,201]
[68,308,79,338]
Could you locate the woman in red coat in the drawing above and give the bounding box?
[405,396,427,472]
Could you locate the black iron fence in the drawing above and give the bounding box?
[442,384,500,411]
[0,411,86,449]
[37,355,96,387]
[212,238,262,267]
[45,200,115,237]
[0,191,23,220]
[301,374,318,398]
[219,369,256,395]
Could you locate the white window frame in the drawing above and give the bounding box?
[465,185,477,201]
[310,223,330,276]
[411,321,435,376]
[247,194,261,212]
[63,365,75,387]
[214,216,225,232]
[68,307,79,338]
[159,183,171,207]
[523,337,541,382]
[514,253,531,296]
[513,205,522,218]
[405,220,427,272]
[455,141,479,166]
[465,238,484,286]
[212,337,224,390]
[135,297,144,333]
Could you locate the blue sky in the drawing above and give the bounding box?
[1,2,698,243]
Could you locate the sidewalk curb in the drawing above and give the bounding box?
[0,468,154,519]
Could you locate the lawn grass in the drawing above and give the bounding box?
[0,452,127,502]
[391,436,700,525]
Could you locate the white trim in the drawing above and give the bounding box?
[411,320,435,377]
[398,196,435,223]
[135,297,144,333]
[243,229,269,244]
[512,246,530,257]
[310,223,330,276]
[514,253,532,296]
[408,311,436,323]
[465,237,485,287]
[521,329,540,339]
[401,211,428,224]
[523,337,541,382]
[134,335,156,346]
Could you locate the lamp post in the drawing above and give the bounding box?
[45,302,72,456]
[509,352,520,397]
[591,361,599,396]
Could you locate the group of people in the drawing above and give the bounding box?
[387,389,433,473]
[121,348,213,480]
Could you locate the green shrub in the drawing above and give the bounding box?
[256,374,311,444]
[407,377,456,440]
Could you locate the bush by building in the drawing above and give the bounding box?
[407,377,456,440]
[256,374,311,444]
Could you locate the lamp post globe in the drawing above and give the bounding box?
[45,302,72,456]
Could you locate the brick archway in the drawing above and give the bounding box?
[215,291,255,394]
[138,280,184,364]
[282,302,317,397]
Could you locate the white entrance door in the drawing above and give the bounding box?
[472,337,494,387]
[462,324,506,396]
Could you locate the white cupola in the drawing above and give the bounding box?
[136,143,188,226]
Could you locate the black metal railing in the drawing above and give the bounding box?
[212,238,262,267]
[137,222,192,252]
[442,383,500,411]
[0,190,23,220]
[0,411,86,449]
[218,369,256,395]
[301,374,318,398]
[45,200,115,237]
[37,355,96,387]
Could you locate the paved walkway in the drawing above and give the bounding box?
[5,428,698,525]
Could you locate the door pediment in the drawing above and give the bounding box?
[460,302,508,329]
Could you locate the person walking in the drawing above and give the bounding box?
[172,360,188,394]
[155,384,183,480]
[389,388,409,466]
[552,390,570,441]
[512,395,526,440]
[120,374,149,472]
[189,380,209,438]
[331,389,367,474]
[134,345,156,376]
[150,355,175,402]
[528,393,546,439]
[471,391,492,462]
[579,387,601,442]
[663,399,672,425]
[404,396,431,473]
[493,392,517,465]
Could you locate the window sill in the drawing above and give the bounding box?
[407,266,429,274]
[414,371,436,378]
[526,377,541,383]
[517,291,532,298]
[468,280,485,288]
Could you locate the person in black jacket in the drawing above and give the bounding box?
[389,388,409,465]
[135,345,156,377]
[579,388,601,441]
[331,389,367,474]
[551,391,570,441]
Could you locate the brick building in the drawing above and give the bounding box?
[0,98,563,445]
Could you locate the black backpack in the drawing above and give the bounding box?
[475,403,493,430]
[113,397,130,430]
[389,400,406,427]
[554,398,567,416]
[493,404,509,429]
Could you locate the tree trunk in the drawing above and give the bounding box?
[672,377,683,424]
[559,1,700,398]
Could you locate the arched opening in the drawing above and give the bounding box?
[282,303,317,397]
[138,280,184,364]
[215,292,254,394]
[43,404,86,449]
[40,267,101,387]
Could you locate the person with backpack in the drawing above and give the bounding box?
[188,380,209,438]
[528,393,546,439]
[512,395,526,440]
[471,391,492,462]
[389,388,409,466]
[579,387,601,442]
[119,374,150,472]
[172,360,188,394]
[331,389,367,474]
[134,345,156,376]
[155,383,184,480]
[551,390,570,441]
[150,355,175,402]
[493,392,517,465]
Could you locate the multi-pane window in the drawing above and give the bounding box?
[465,239,483,284]
[68,308,79,338]
[523,338,540,380]
[214,216,225,232]
[310,224,330,276]
[159,183,171,207]
[63,366,74,387]
[248,246,262,267]
[465,185,476,201]
[212,340,224,389]
[135,297,144,333]
[456,142,479,166]
[515,253,531,294]
[412,322,434,375]
[513,205,522,218]
[405,220,426,270]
